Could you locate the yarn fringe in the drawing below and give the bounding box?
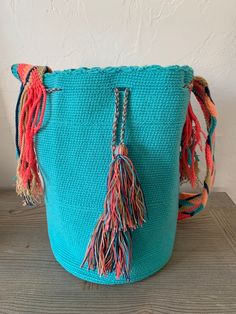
[15,65,49,206]
[180,100,205,188]
[104,144,146,232]
[81,143,147,280]
[81,217,132,280]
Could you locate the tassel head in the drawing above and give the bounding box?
[114,144,128,157]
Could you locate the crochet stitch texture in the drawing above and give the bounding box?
[12,65,194,284]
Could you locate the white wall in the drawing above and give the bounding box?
[0,0,236,201]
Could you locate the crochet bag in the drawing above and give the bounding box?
[11,63,217,285]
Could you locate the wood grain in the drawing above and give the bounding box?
[0,190,236,314]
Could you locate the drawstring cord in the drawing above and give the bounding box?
[81,87,147,280]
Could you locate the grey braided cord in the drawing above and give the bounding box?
[111,88,120,155]
[120,88,129,145]
[111,87,130,155]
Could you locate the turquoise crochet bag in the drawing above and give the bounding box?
[11,63,217,285]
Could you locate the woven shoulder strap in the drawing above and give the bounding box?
[178,76,218,220]
[12,63,51,206]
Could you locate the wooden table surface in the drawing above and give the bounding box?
[0,190,236,314]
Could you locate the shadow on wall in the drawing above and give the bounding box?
[0,91,16,189]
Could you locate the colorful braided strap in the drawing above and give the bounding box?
[13,64,51,206]
[178,76,218,220]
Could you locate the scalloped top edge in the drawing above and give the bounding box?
[44,64,193,77]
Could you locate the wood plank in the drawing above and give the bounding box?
[0,190,236,314]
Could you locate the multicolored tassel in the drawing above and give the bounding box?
[81,87,147,280]
[15,64,51,206]
[178,76,218,220]
[180,96,205,188]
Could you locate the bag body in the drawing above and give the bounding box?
[11,64,217,284]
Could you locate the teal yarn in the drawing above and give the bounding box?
[12,64,194,284]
